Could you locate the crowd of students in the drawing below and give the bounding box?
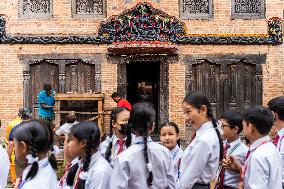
[1,92,284,189]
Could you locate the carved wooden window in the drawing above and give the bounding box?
[72,0,106,18]
[23,58,102,114]
[19,0,52,19]
[185,57,263,118]
[180,0,213,19]
[231,0,265,19]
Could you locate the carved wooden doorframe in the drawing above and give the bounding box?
[116,55,170,124]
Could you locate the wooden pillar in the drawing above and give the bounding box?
[98,99,105,137]
[54,100,61,129]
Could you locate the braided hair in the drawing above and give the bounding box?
[13,120,54,181]
[66,122,100,189]
[129,102,156,187]
[105,107,131,162]
[183,92,224,162]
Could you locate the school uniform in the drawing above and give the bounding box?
[75,151,112,189]
[58,157,79,189]
[275,127,284,188]
[110,136,177,189]
[18,157,58,189]
[223,138,248,189]
[100,133,133,167]
[0,145,9,189]
[170,145,183,185]
[243,135,282,189]
[180,121,220,189]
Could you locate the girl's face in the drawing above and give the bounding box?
[13,139,28,164]
[221,118,238,139]
[112,110,130,134]
[160,126,179,150]
[67,134,86,158]
[182,102,206,130]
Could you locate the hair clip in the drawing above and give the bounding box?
[147,163,153,172]
[26,154,38,164]
[79,171,88,180]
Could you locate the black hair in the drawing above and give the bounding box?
[66,112,76,123]
[221,110,243,134]
[13,119,57,181]
[159,121,181,147]
[111,92,121,98]
[268,96,284,121]
[43,83,52,91]
[18,107,32,120]
[129,102,156,187]
[66,122,100,189]
[243,106,274,135]
[183,92,224,162]
[105,107,131,162]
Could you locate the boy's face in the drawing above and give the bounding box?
[221,118,238,139]
[243,120,253,140]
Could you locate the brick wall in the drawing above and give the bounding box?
[0,0,283,138]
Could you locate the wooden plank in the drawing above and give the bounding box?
[54,93,104,101]
[54,100,61,130]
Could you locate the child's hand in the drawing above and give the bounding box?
[226,156,243,173]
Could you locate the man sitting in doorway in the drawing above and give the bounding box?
[111,92,132,110]
[38,83,56,128]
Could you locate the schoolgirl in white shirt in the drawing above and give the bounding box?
[216,110,248,189]
[160,121,183,186]
[180,92,223,189]
[66,121,112,189]
[100,107,132,167]
[13,120,58,189]
[110,102,177,189]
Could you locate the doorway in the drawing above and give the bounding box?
[126,61,160,124]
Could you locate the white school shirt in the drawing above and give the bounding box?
[110,136,177,189]
[80,151,112,189]
[58,157,79,189]
[100,133,134,167]
[0,145,9,189]
[276,127,284,186]
[223,138,248,188]
[170,145,183,184]
[55,121,79,136]
[180,121,220,189]
[19,157,58,189]
[244,135,282,189]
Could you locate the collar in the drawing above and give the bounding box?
[37,157,49,167]
[112,133,127,145]
[170,145,180,158]
[278,127,284,138]
[250,135,270,151]
[196,121,214,137]
[88,151,101,168]
[133,136,153,144]
[226,138,241,147]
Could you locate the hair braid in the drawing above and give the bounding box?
[143,129,153,187]
[207,109,224,162]
[77,133,95,189]
[26,141,39,180]
[105,113,114,162]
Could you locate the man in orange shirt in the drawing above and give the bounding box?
[111,92,132,110]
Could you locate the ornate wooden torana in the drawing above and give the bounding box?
[0,2,283,45]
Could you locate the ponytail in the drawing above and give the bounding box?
[207,110,224,162]
[26,141,39,180]
[66,163,79,186]
[143,134,153,187]
[46,122,57,170]
[105,112,114,162]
